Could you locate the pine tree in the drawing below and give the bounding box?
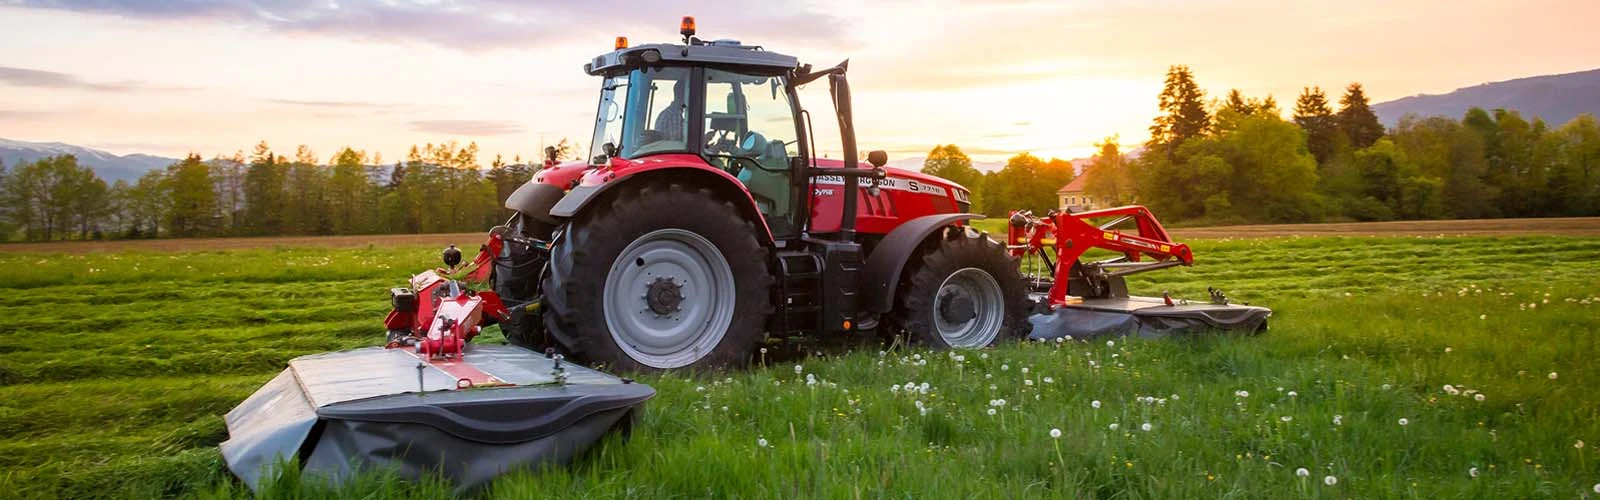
[165,154,217,237]
[1293,87,1341,165]
[1337,83,1385,149]
[1148,65,1210,158]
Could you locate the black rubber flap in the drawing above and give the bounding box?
[1028,295,1271,340]
[315,383,656,445]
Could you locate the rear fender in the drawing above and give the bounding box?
[860,213,983,313]
[549,160,774,244]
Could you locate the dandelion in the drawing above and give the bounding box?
[1024,379,1034,386]
[794,364,804,374]
[806,374,818,386]
[890,385,900,393]
[1548,372,1558,380]
[1021,367,1030,374]
[1593,483,1600,494]
[1141,422,1152,432]
[1050,428,1062,439]
[1576,440,1585,449]
[759,347,768,354]
[1296,468,1310,477]
[1333,415,1343,426]
[1323,476,1337,486]
[1469,467,1479,478]
[757,437,769,448]
[1092,400,1102,409]
[1382,383,1392,390]
[1479,314,1487,320]
[1171,394,1179,400]
[1107,340,1115,347]
[1109,423,1119,431]
[987,408,997,416]
[1398,418,1410,426]
[1445,347,1453,353]
[1474,393,1486,402]
[954,355,965,363]
[1055,336,1066,343]
[695,386,706,393]
[1235,390,1250,398]
[1001,364,1010,371]
[981,353,989,360]
[1043,377,1054,384]
[1280,416,1293,423]
[1287,391,1298,397]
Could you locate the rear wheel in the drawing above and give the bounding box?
[895,228,1028,348]
[542,182,774,372]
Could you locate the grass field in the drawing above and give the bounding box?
[2,229,1599,498]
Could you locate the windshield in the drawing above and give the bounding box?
[588,66,692,162]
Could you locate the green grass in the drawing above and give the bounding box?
[2,235,1599,498]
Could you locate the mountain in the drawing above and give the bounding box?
[1372,68,1600,127]
[0,138,178,182]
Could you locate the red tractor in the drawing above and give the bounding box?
[490,18,1029,371]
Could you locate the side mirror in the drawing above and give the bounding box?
[866,150,888,168]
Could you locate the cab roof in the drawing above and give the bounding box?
[585,40,800,76]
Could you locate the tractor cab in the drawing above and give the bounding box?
[580,18,880,240]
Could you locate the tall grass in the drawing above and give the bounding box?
[1,236,1597,498]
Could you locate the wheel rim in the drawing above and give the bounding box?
[603,228,737,368]
[933,267,1005,347]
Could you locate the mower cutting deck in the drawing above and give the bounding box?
[1009,206,1271,340]
[221,237,654,493]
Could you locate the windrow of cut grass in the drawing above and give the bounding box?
[0,235,1597,498]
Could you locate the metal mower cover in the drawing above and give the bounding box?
[220,344,654,493]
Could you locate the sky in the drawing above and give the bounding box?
[0,0,1595,168]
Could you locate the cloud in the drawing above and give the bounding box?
[0,65,188,92]
[9,0,854,51]
[409,119,525,136]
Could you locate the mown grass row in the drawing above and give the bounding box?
[1,235,1598,498]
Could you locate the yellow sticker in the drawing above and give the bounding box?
[1103,232,1116,240]
[1160,245,1171,252]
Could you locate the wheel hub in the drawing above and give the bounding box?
[938,291,977,324]
[645,277,685,315]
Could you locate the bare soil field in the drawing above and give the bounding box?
[2,216,1597,254]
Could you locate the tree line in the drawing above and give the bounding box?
[923,66,1599,224]
[0,140,573,241]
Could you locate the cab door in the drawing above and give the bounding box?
[702,68,802,238]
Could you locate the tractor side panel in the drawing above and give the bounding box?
[858,213,984,313]
[810,167,967,235]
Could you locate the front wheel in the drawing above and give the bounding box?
[894,228,1029,348]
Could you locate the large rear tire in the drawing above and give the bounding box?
[542,182,774,372]
[894,228,1029,348]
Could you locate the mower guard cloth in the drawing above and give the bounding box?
[1027,296,1271,340]
[219,344,654,494]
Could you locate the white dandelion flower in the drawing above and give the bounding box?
[1106,340,1115,347]
[1382,383,1392,390]
[1043,377,1055,384]
[1108,423,1119,431]
[1001,364,1010,371]
[981,353,989,360]
[1049,428,1062,439]
[1576,440,1585,449]
[1333,414,1343,426]
[1469,467,1479,478]
[890,385,900,393]
[695,386,706,393]
[1295,468,1309,477]
[794,364,804,374]
[1287,391,1298,397]
[987,408,997,416]
[1480,314,1487,320]
[1140,422,1152,432]
[1592,483,1599,494]
[1021,367,1030,374]
[1055,336,1066,343]
[1235,390,1250,398]
[1398,418,1410,426]
[1280,416,1293,423]
[758,437,769,448]
[1474,393,1486,402]
[1092,400,1102,409]
[1323,476,1337,486]
[1024,379,1034,386]
[1548,372,1558,380]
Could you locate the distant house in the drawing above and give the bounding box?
[1057,173,1101,211]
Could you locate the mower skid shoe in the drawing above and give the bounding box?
[220,344,654,494]
[1027,296,1270,340]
